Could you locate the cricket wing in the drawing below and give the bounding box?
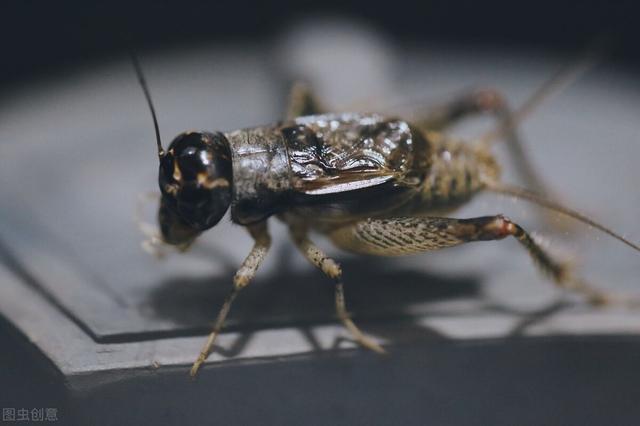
[283,112,426,197]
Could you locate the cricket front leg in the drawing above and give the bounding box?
[330,215,611,305]
[190,221,271,377]
[289,227,386,354]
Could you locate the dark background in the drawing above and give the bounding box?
[2,0,640,90]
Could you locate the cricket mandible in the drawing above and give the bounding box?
[131,54,640,377]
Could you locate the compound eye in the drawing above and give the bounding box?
[162,132,231,185]
[159,153,177,191]
[173,136,213,181]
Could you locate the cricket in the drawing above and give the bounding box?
[131,52,640,378]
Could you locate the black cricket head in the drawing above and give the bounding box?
[132,55,232,246]
[157,131,232,245]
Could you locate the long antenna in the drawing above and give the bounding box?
[486,181,640,253]
[477,39,608,145]
[130,51,165,157]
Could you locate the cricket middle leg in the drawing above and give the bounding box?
[289,226,386,354]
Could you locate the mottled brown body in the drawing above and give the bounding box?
[135,70,630,377]
[224,112,499,233]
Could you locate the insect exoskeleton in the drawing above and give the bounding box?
[130,53,640,378]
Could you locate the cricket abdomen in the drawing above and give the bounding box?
[401,133,500,214]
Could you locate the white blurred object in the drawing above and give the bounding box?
[276,17,396,108]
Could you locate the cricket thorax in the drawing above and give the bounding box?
[225,127,292,225]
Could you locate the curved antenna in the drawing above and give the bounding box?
[477,39,608,146]
[130,52,165,157]
[486,181,640,253]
